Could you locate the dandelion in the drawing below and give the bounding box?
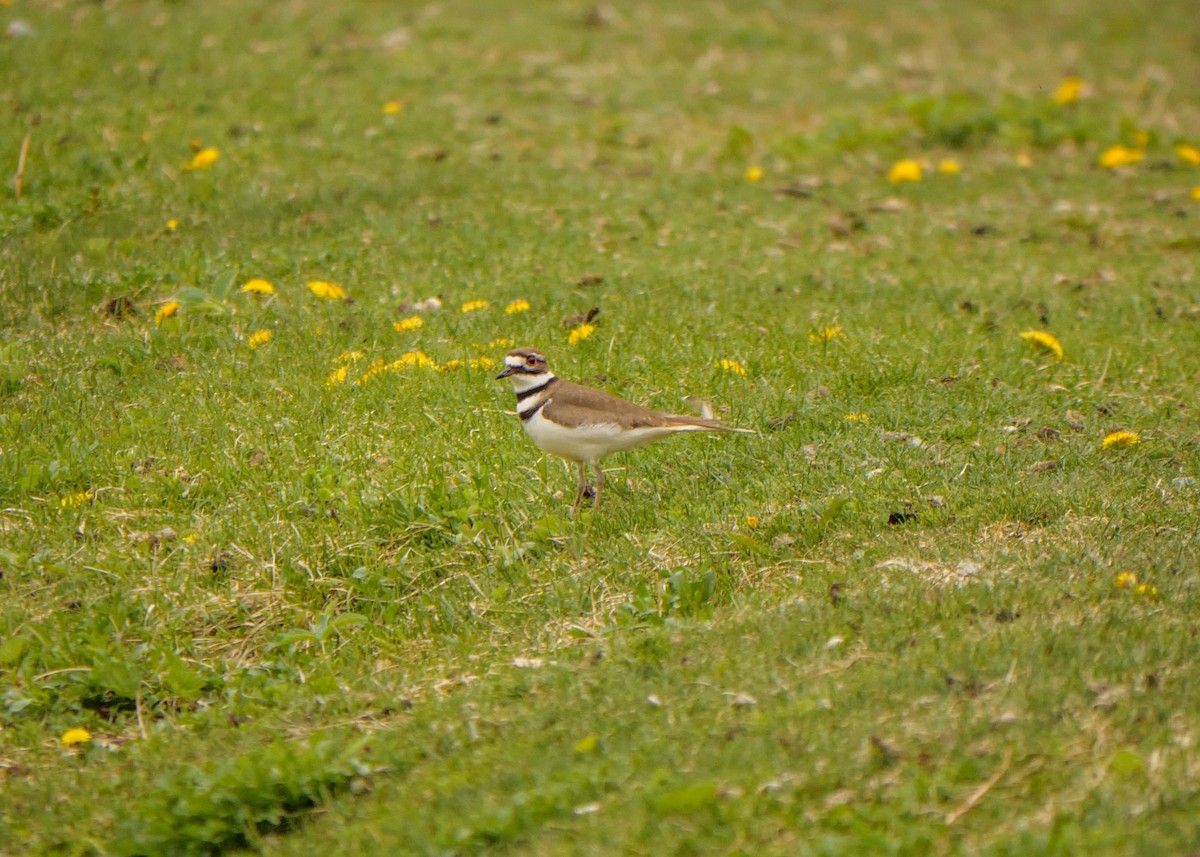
[60,490,94,508]
[487,337,514,350]
[1019,330,1065,361]
[887,159,922,183]
[336,350,364,364]
[937,158,962,175]
[248,329,271,349]
[745,166,764,183]
[718,358,747,376]
[1191,186,1200,202]
[61,728,92,747]
[1102,430,1139,450]
[470,356,496,370]
[326,365,349,387]
[183,533,198,544]
[844,413,870,423]
[394,351,434,369]
[505,299,531,314]
[394,315,423,332]
[1177,144,1200,166]
[568,323,596,345]
[461,299,490,313]
[183,147,219,170]
[241,278,276,296]
[1098,145,1144,169]
[1134,583,1158,597]
[308,280,348,301]
[1052,76,1084,105]
[155,301,181,325]
[440,358,464,371]
[383,99,405,115]
[744,515,760,529]
[166,218,179,231]
[1114,571,1137,589]
[810,324,843,345]
[355,358,390,385]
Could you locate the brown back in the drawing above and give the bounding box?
[542,380,747,432]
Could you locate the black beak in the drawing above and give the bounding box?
[496,367,515,379]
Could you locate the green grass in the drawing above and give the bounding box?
[2,0,1200,854]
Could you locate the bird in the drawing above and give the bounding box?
[496,347,753,509]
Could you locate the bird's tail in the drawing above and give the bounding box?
[663,415,756,434]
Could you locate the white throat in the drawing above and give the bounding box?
[508,371,554,393]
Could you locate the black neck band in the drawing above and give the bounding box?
[519,400,548,422]
[515,378,554,401]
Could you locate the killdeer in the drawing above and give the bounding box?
[496,347,753,509]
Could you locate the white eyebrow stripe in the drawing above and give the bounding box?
[505,355,525,366]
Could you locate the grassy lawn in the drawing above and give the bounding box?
[2,0,1199,853]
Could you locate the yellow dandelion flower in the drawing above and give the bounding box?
[744,515,760,529]
[336,350,364,364]
[1114,571,1137,589]
[155,301,181,325]
[1102,430,1139,450]
[745,166,764,183]
[1051,76,1084,105]
[1191,186,1200,202]
[1134,583,1158,597]
[887,159,922,183]
[505,299,531,314]
[248,329,272,348]
[241,278,276,296]
[1177,144,1200,166]
[383,99,405,115]
[394,315,423,333]
[488,338,514,350]
[61,728,92,747]
[326,365,349,387]
[938,158,962,175]
[355,358,391,385]
[568,322,596,345]
[1099,145,1144,169]
[470,356,496,370]
[810,324,843,345]
[308,280,348,301]
[183,147,219,170]
[718,358,747,376]
[844,413,870,423]
[1019,330,1065,361]
[166,218,179,231]
[60,490,94,508]
[440,358,464,371]
[461,299,490,313]
[394,351,434,369]
[183,533,198,544]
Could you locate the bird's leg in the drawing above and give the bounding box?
[572,462,589,511]
[593,464,605,508]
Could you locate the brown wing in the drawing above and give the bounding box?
[542,380,676,429]
[542,380,753,433]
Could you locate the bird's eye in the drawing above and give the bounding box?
[526,357,536,365]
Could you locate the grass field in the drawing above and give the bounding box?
[3,0,1200,854]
